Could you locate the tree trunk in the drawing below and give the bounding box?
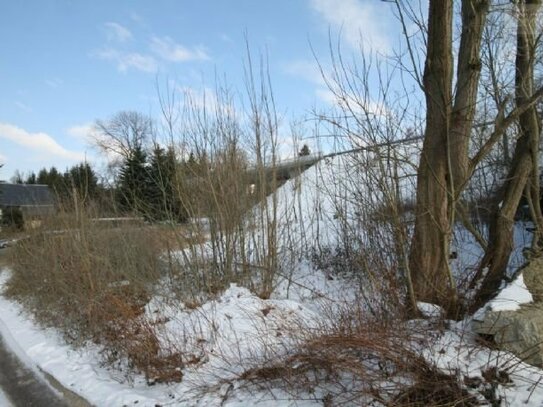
[409,0,454,312]
[471,0,542,310]
[409,0,490,317]
[450,0,489,194]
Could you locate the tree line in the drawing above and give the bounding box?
[11,145,206,223]
[13,163,99,204]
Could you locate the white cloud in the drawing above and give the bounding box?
[174,85,240,126]
[45,78,63,88]
[150,36,210,62]
[310,0,391,52]
[104,22,133,43]
[179,86,220,111]
[219,33,234,44]
[283,59,326,85]
[0,122,85,161]
[315,88,337,105]
[316,87,389,116]
[66,123,96,141]
[130,12,144,24]
[94,48,157,73]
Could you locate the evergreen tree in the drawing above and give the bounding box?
[25,172,37,184]
[36,168,48,185]
[36,166,67,197]
[298,144,311,157]
[166,146,187,222]
[147,144,168,220]
[49,167,65,193]
[147,145,186,222]
[117,145,149,214]
[66,163,98,201]
[187,152,197,169]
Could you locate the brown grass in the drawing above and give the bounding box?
[3,211,191,382]
[235,317,480,406]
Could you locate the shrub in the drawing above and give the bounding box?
[236,314,480,406]
[4,211,188,382]
[1,207,24,230]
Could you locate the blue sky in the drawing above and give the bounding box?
[0,0,400,180]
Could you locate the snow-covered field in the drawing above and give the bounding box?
[0,150,542,406]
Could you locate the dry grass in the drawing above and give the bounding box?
[3,211,193,382]
[232,312,481,406]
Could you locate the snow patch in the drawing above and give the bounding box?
[488,273,533,312]
[417,302,444,318]
[0,388,12,407]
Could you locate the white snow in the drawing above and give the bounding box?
[488,273,533,312]
[417,302,444,318]
[422,321,543,406]
[472,270,535,322]
[0,149,542,406]
[0,388,12,407]
[0,268,333,406]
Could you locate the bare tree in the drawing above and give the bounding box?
[408,0,489,315]
[93,111,154,160]
[398,0,543,316]
[471,0,543,309]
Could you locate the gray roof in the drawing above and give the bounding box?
[0,184,55,207]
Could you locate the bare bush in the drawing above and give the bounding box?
[3,206,191,382]
[231,311,478,406]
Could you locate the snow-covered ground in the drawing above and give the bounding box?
[0,388,12,407]
[487,273,533,312]
[0,151,542,406]
[2,264,543,406]
[0,267,349,406]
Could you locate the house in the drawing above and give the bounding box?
[0,183,56,228]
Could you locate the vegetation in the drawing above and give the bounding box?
[406,0,543,317]
[298,144,311,157]
[3,1,543,404]
[0,207,24,230]
[15,162,100,207]
[3,210,188,382]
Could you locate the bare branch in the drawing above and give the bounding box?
[469,86,543,172]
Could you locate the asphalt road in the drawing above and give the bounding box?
[0,333,70,406]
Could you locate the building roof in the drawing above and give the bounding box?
[0,184,55,207]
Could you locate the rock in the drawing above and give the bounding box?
[472,258,543,367]
[472,304,543,367]
[522,257,543,302]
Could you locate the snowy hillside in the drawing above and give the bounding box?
[0,145,542,406]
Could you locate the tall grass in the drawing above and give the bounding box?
[4,208,192,382]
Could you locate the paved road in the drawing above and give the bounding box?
[0,333,70,406]
[0,248,91,406]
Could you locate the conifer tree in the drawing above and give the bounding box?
[147,145,186,222]
[117,145,149,215]
[298,144,311,157]
[25,172,37,184]
[66,163,99,202]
